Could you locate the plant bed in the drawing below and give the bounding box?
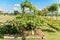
[3,28,45,40]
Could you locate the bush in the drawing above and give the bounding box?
[0,21,19,34]
[16,14,46,30]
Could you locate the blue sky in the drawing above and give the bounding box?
[0,0,59,13]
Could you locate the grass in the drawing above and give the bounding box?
[0,39,3,40]
[41,25,60,40]
[47,20,60,31]
[40,17,60,40]
[44,31,60,40]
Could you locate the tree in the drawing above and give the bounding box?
[48,3,58,15]
[48,3,58,20]
[14,10,20,15]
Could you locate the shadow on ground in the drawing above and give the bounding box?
[47,23,60,31]
[42,29,55,32]
[0,34,4,39]
[14,32,26,40]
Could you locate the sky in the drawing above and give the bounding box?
[0,0,60,13]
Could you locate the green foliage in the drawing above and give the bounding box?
[48,3,58,12]
[21,0,37,15]
[14,10,20,15]
[21,0,32,14]
[16,14,46,30]
[0,20,19,34]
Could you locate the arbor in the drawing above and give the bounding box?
[21,0,32,14]
[18,0,46,35]
[21,0,37,16]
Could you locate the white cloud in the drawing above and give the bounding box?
[39,9,42,11]
[0,8,2,11]
[14,7,17,10]
[59,0,60,2]
[13,7,22,13]
[14,4,20,7]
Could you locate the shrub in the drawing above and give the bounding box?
[16,14,46,30]
[0,21,19,34]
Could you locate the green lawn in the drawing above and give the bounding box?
[40,25,60,40]
[40,18,60,40]
[44,31,60,40]
[0,38,3,40]
[47,20,60,31]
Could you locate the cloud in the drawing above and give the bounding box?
[14,4,20,6]
[0,8,2,11]
[13,7,22,13]
[14,7,17,10]
[39,9,42,11]
[59,0,60,2]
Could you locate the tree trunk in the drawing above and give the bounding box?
[31,30,34,35]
